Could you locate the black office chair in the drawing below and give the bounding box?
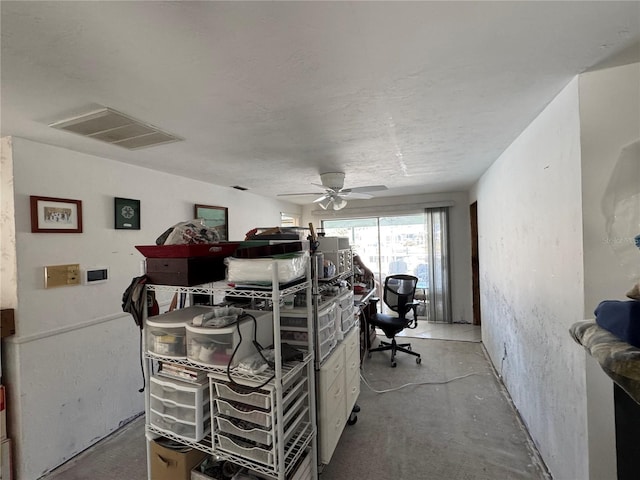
[367,274,422,367]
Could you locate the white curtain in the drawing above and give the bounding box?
[422,207,451,323]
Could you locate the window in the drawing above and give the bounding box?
[280,212,300,227]
[322,208,451,322]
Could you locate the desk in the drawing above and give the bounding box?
[354,289,378,363]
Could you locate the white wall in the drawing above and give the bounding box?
[2,137,300,479]
[579,62,640,310]
[303,191,473,323]
[579,62,640,480]
[1,138,18,380]
[474,79,588,479]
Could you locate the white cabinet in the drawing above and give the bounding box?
[317,326,360,465]
[142,257,317,480]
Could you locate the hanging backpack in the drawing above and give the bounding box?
[122,275,158,392]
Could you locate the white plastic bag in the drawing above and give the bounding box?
[161,220,222,245]
[226,252,308,284]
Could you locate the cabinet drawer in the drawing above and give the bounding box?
[321,370,346,418]
[319,403,347,465]
[345,346,360,383]
[343,326,360,359]
[320,344,344,389]
[345,367,360,414]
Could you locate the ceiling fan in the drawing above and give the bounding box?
[278,172,387,210]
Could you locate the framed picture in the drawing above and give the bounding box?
[194,204,228,241]
[30,195,83,233]
[114,197,141,230]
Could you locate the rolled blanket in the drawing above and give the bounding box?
[594,300,640,348]
[570,320,640,404]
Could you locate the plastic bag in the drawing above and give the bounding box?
[226,252,309,284]
[236,349,275,375]
[192,307,244,327]
[159,220,222,245]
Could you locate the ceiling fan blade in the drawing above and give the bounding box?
[277,192,324,197]
[342,185,388,194]
[340,192,373,199]
[313,193,330,203]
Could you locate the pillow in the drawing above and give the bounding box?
[594,300,640,348]
[627,281,640,301]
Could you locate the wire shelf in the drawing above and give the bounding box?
[146,352,312,387]
[212,422,315,476]
[147,421,315,477]
[147,280,309,299]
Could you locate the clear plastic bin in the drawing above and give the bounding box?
[146,306,221,358]
[149,375,208,407]
[318,332,337,362]
[186,312,272,367]
[150,409,210,442]
[150,395,210,423]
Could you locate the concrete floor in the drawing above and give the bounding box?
[42,323,548,480]
[397,320,482,343]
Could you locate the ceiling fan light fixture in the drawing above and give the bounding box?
[318,197,333,210]
[332,197,347,210]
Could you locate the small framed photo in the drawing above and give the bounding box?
[30,196,83,233]
[194,204,228,241]
[114,197,141,230]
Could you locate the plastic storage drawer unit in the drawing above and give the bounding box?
[146,306,216,358]
[186,311,273,367]
[150,409,211,442]
[150,375,209,408]
[150,395,210,423]
[149,375,210,442]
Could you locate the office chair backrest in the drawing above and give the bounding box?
[383,274,418,319]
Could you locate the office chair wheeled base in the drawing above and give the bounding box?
[368,338,422,367]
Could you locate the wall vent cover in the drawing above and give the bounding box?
[49,108,183,150]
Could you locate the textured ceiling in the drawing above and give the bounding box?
[2,1,639,204]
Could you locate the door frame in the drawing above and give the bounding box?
[470,202,481,326]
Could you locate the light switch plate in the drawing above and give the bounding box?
[44,264,81,288]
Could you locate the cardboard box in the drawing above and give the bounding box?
[149,440,208,480]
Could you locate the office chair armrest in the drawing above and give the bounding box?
[406,300,420,328]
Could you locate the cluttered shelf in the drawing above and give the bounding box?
[146,351,313,386]
[138,237,318,480]
[146,279,310,299]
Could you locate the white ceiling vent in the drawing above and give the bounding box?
[49,108,183,150]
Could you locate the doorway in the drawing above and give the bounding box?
[470,202,481,326]
[322,208,451,323]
